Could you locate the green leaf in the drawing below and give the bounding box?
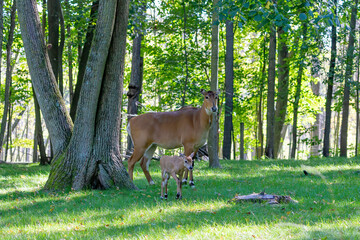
[254,15,262,22]
[299,13,307,21]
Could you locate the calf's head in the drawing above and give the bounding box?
[180,152,195,170]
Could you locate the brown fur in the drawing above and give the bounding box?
[160,153,194,199]
[127,89,218,184]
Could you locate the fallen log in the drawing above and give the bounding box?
[229,191,298,204]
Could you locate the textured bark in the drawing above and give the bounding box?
[291,24,307,159]
[181,0,189,107]
[45,0,117,189]
[223,20,234,160]
[47,0,60,81]
[274,27,289,158]
[323,0,337,157]
[70,1,99,120]
[0,1,16,155]
[265,26,276,159]
[83,0,136,190]
[126,34,143,156]
[340,0,358,157]
[208,0,220,167]
[17,0,73,156]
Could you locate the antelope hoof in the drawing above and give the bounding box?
[189,181,195,188]
[182,179,187,185]
[160,196,164,200]
[164,194,168,199]
[176,193,182,199]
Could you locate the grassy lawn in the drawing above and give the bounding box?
[1,157,360,239]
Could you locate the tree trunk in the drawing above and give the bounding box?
[0,0,16,156]
[18,0,74,156]
[181,0,189,107]
[222,20,234,160]
[323,0,337,157]
[340,0,358,157]
[70,1,99,120]
[126,0,146,158]
[47,0,60,82]
[208,0,220,167]
[265,25,276,159]
[240,122,244,160]
[0,0,4,86]
[291,24,307,159]
[58,2,65,95]
[33,89,48,165]
[356,36,360,157]
[256,36,267,159]
[310,80,320,157]
[17,0,136,190]
[274,27,289,158]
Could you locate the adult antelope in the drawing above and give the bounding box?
[127,89,218,186]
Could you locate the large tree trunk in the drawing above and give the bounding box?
[222,20,234,160]
[265,25,276,159]
[18,0,73,156]
[291,24,307,159]
[274,27,289,158]
[340,0,358,157]
[208,0,220,167]
[0,0,16,155]
[70,1,99,120]
[323,0,337,157]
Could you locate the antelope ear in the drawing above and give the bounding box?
[201,89,206,95]
[188,152,195,159]
[215,90,220,96]
[179,153,185,157]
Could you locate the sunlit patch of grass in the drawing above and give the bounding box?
[1,158,360,239]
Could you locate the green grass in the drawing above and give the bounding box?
[1,158,360,239]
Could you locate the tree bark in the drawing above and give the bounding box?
[265,25,276,159]
[0,0,16,156]
[209,0,221,167]
[223,20,234,160]
[70,1,99,120]
[291,24,307,159]
[33,89,48,165]
[18,0,73,156]
[47,0,60,82]
[274,27,289,158]
[323,0,337,157]
[340,0,358,157]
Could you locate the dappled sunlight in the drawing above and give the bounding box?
[2,158,360,239]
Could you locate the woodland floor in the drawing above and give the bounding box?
[1,157,360,239]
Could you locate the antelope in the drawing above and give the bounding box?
[160,152,194,199]
[127,89,218,186]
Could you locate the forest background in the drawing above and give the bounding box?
[0,0,359,166]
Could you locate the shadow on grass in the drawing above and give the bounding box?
[1,157,360,239]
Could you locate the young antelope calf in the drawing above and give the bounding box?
[160,152,194,200]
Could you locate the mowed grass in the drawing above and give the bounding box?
[1,157,360,240]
